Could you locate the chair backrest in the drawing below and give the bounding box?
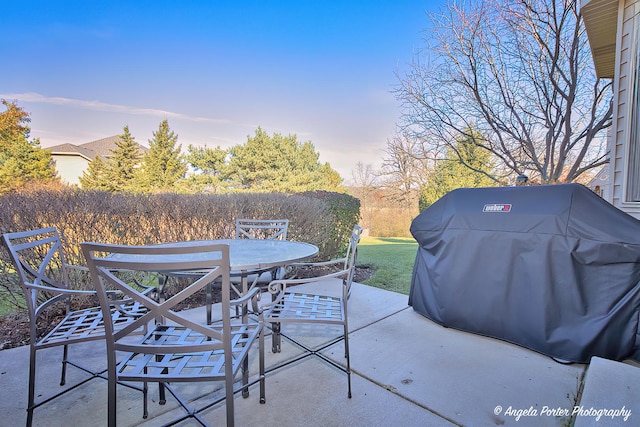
[235,219,289,241]
[2,227,76,322]
[343,225,363,296]
[81,241,233,353]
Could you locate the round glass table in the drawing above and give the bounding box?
[151,239,319,272]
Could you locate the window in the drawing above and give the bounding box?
[626,13,640,201]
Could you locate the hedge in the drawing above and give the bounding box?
[0,188,360,312]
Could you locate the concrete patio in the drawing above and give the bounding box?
[1,281,638,426]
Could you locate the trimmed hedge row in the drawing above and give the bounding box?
[0,189,360,311]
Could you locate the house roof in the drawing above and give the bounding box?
[581,0,618,78]
[79,135,123,158]
[47,135,148,161]
[48,142,101,161]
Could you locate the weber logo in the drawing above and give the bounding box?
[483,204,512,212]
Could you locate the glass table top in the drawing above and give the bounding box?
[113,239,319,271]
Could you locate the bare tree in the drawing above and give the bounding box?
[381,132,432,203]
[349,162,379,231]
[351,161,379,189]
[395,0,612,183]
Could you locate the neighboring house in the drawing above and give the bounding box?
[583,0,640,218]
[47,135,147,186]
[587,166,609,197]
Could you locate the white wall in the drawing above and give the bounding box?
[52,155,90,186]
[611,0,640,218]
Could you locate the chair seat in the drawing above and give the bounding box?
[115,322,262,382]
[266,292,345,323]
[38,303,146,349]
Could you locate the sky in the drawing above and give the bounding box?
[0,0,439,182]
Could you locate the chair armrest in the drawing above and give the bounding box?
[284,257,347,279]
[261,268,350,309]
[25,282,95,296]
[230,287,262,314]
[288,258,346,268]
[29,284,96,319]
[27,282,143,319]
[230,286,260,306]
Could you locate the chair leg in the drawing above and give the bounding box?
[107,368,117,427]
[158,382,167,405]
[142,382,148,418]
[225,371,235,427]
[344,325,352,399]
[271,322,281,353]
[206,283,213,325]
[259,326,266,404]
[242,340,250,398]
[60,344,68,386]
[27,346,37,427]
[153,328,167,405]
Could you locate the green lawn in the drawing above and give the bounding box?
[356,236,418,295]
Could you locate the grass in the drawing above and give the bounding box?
[0,298,16,317]
[0,271,22,317]
[356,236,418,295]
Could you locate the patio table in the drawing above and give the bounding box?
[109,238,319,300]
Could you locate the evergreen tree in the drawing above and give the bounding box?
[107,126,142,192]
[179,144,229,193]
[79,155,110,190]
[227,127,342,192]
[185,144,227,176]
[420,128,496,210]
[140,119,186,192]
[0,99,30,146]
[0,99,58,193]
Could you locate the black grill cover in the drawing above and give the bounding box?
[409,184,640,363]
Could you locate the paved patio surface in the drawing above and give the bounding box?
[1,281,638,426]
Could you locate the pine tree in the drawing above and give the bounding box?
[107,126,142,192]
[179,144,229,193]
[420,128,496,210]
[140,120,186,192]
[79,155,110,190]
[227,127,342,192]
[0,100,58,193]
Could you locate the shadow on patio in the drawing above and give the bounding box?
[0,281,637,426]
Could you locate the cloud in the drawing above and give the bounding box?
[0,92,230,125]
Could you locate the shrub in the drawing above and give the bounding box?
[300,191,361,256]
[0,188,360,312]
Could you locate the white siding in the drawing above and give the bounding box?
[611,0,640,218]
[52,155,91,186]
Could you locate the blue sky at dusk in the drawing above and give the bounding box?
[1,1,439,181]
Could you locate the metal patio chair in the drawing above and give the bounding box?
[234,218,290,286]
[1,227,148,426]
[235,218,289,241]
[262,224,362,398]
[205,219,290,325]
[82,241,266,427]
